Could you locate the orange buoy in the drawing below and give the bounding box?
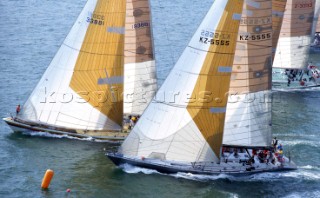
[41,169,54,189]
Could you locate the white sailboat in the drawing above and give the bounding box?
[272,0,320,89]
[3,0,157,141]
[107,0,297,175]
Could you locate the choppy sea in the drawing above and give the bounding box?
[1,0,320,197]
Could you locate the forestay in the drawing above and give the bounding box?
[120,0,244,163]
[273,0,316,69]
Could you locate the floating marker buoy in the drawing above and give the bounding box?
[66,189,71,193]
[41,169,54,189]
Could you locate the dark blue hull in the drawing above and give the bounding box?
[106,153,297,176]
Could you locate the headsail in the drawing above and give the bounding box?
[19,0,126,131]
[273,0,316,69]
[124,0,157,116]
[223,0,273,148]
[119,0,244,163]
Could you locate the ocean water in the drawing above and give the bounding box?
[0,0,320,197]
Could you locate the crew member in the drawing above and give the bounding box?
[16,104,21,115]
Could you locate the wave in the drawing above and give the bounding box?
[173,172,231,181]
[298,165,320,170]
[284,191,320,198]
[281,171,320,180]
[273,133,317,138]
[120,164,160,175]
[279,140,320,147]
[273,86,320,92]
[22,131,94,141]
[118,163,320,182]
[20,131,121,143]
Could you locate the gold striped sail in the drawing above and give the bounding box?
[5,0,157,139]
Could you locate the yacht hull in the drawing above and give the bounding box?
[3,117,127,142]
[107,153,297,176]
[272,68,320,90]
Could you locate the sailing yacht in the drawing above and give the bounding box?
[272,0,320,89]
[107,0,297,175]
[3,0,157,141]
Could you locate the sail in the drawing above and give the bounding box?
[222,1,273,148]
[119,0,244,163]
[19,0,126,131]
[273,0,316,69]
[123,0,157,116]
[272,0,287,58]
[312,0,320,33]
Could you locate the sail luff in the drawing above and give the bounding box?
[273,0,316,69]
[223,0,273,148]
[120,0,244,163]
[123,0,157,116]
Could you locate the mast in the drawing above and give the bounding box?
[273,0,316,69]
[119,0,244,163]
[123,0,157,116]
[222,0,273,149]
[18,0,126,131]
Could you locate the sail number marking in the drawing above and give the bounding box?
[239,33,271,41]
[240,17,271,25]
[133,21,150,29]
[200,30,231,46]
[87,13,105,26]
[294,2,313,8]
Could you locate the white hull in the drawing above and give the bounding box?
[272,68,320,90]
[3,117,127,142]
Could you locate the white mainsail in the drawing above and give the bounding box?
[222,1,273,148]
[8,0,156,138]
[119,0,244,163]
[273,0,316,69]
